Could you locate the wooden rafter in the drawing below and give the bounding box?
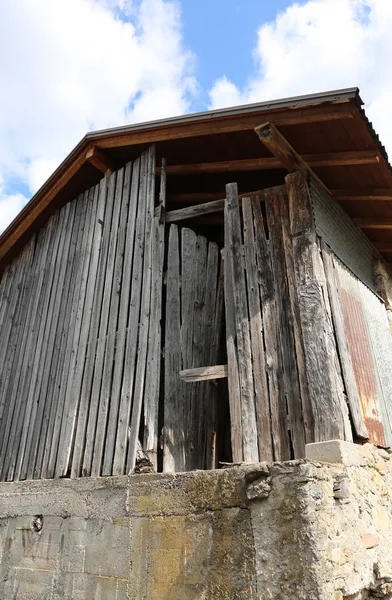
[254,121,329,193]
[331,189,392,201]
[86,146,116,175]
[354,218,392,229]
[156,151,380,177]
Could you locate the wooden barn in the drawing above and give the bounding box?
[1,87,392,482]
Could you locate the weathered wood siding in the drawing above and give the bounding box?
[163,225,223,472]
[223,174,379,462]
[0,146,160,481]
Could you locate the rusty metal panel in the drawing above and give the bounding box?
[359,282,392,445]
[334,259,388,446]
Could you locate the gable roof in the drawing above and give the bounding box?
[1,86,392,272]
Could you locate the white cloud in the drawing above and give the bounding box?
[0,0,195,232]
[208,0,392,157]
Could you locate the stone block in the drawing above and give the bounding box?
[305,440,362,466]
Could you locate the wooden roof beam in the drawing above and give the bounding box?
[158,151,380,177]
[331,189,392,201]
[85,146,117,175]
[97,102,356,149]
[354,219,392,229]
[373,242,392,252]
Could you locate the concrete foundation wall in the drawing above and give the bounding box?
[0,442,391,599]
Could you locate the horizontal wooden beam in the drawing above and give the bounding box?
[354,218,392,229]
[97,102,356,150]
[180,365,228,382]
[168,193,223,204]
[331,188,392,201]
[373,242,392,252]
[86,146,116,174]
[157,151,380,177]
[164,199,225,222]
[164,190,266,223]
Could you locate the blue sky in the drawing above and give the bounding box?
[0,0,392,232]
[181,0,293,109]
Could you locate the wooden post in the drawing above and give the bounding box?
[285,171,352,442]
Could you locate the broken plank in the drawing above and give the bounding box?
[180,365,228,382]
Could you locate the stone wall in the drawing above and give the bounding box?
[0,441,391,599]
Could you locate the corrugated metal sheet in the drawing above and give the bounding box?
[334,258,390,446]
[309,177,376,292]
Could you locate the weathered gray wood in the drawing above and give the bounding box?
[41,188,96,479]
[224,214,243,463]
[52,180,105,479]
[71,171,117,478]
[127,145,155,473]
[191,235,208,469]
[286,170,350,442]
[3,212,67,480]
[321,242,368,439]
[265,186,306,458]
[112,150,148,475]
[20,199,78,481]
[163,225,184,472]
[101,160,139,476]
[35,190,92,480]
[225,182,258,462]
[180,365,228,381]
[84,167,126,477]
[251,195,290,461]
[165,198,225,223]
[242,197,273,462]
[0,233,41,481]
[277,188,315,447]
[143,157,166,468]
[10,221,56,480]
[0,244,34,419]
[6,213,62,481]
[208,253,224,469]
[90,167,130,477]
[201,242,220,469]
[180,227,197,469]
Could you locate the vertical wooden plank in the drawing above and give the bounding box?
[201,241,220,469]
[0,250,30,422]
[265,187,305,459]
[71,171,117,478]
[34,190,92,480]
[286,170,350,442]
[112,151,148,475]
[10,220,56,480]
[225,182,258,462]
[83,167,125,477]
[277,188,315,446]
[91,167,131,477]
[207,251,224,469]
[3,212,61,481]
[163,224,184,472]
[0,235,39,481]
[17,200,78,481]
[242,198,273,461]
[41,188,96,479]
[102,160,139,476]
[53,179,106,478]
[251,195,290,461]
[127,145,155,473]
[143,157,166,469]
[180,227,197,469]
